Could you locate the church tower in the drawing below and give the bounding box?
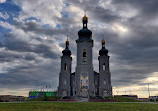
[58,38,72,97]
[74,15,95,97]
[98,39,112,97]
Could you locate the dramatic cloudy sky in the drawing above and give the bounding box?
[0,0,158,97]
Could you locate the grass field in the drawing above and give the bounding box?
[27,96,142,102]
[105,97,141,102]
[0,102,157,111]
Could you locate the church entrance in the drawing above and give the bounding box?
[62,90,67,97]
[81,88,88,97]
[103,90,108,97]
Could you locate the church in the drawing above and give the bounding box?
[57,15,112,98]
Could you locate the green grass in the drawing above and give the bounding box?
[28,96,141,102]
[106,97,141,102]
[0,102,157,111]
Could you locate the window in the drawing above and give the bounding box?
[64,79,66,85]
[84,24,87,27]
[103,79,106,85]
[83,49,86,62]
[83,52,86,57]
[83,58,86,62]
[64,63,67,70]
[103,63,106,70]
[95,81,97,85]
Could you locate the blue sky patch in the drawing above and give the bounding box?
[60,11,69,18]
[56,24,61,29]
[24,17,41,22]
[0,0,21,35]
[0,0,21,24]
[42,24,51,28]
[0,26,11,34]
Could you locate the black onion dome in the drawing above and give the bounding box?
[62,48,71,56]
[78,27,92,39]
[78,15,92,39]
[99,47,108,56]
[62,38,71,56]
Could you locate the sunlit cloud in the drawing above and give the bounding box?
[144,72,158,83]
[0,0,6,3]
[113,72,158,97]
[112,23,129,34]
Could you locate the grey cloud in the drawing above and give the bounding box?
[112,0,158,19]
[0,33,60,59]
[0,60,60,89]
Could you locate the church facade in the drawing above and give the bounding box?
[58,15,112,98]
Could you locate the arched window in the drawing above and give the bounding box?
[83,51,86,57]
[64,79,66,85]
[95,88,97,92]
[103,63,106,70]
[64,63,67,70]
[95,81,97,85]
[83,49,86,62]
[103,79,106,85]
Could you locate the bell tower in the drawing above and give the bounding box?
[74,15,95,97]
[98,39,112,97]
[58,38,72,97]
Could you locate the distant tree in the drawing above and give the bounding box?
[5,100,9,102]
[150,99,153,101]
[43,93,48,101]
